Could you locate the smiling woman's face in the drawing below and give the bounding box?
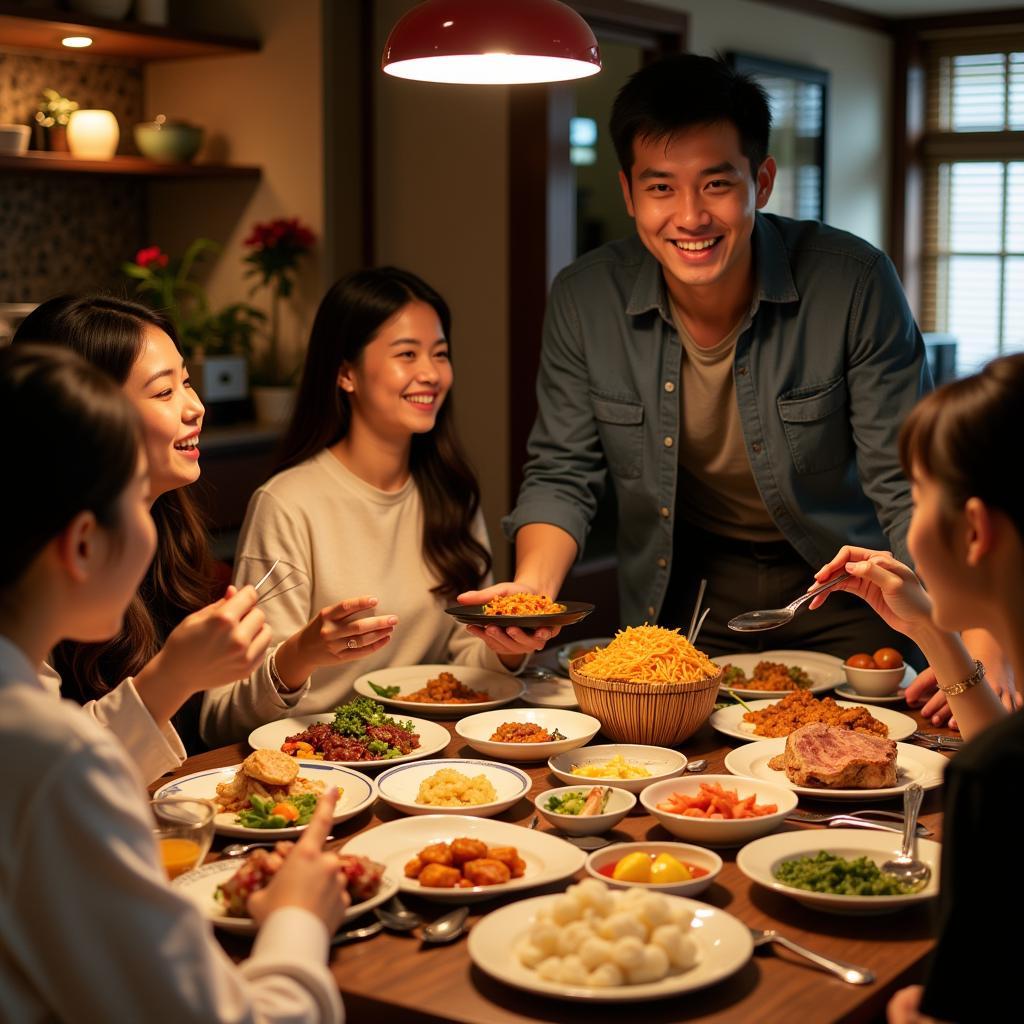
[123,325,205,501]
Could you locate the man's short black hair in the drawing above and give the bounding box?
[610,53,771,180]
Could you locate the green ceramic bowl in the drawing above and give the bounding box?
[134,121,203,163]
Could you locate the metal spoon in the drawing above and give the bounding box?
[751,928,874,985]
[330,917,384,945]
[563,834,611,850]
[881,783,931,890]
[221,836,336,858]
[420,906,469,944]
[685,759,708,773]
[374,895,422,931]
[727,573,851,632]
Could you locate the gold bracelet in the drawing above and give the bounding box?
[937,659,985,697]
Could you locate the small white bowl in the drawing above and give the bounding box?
[374,758,531,818]
[0,124,30,155]
[455,707,600,762]
[842,663,906,697]
[533,784,636,835]
[585,841,722,897]
[548,743,687,794]
[640,775,797,847]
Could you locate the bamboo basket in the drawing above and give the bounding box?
[568,657,722,747]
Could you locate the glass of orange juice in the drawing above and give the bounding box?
[150,797,216,880]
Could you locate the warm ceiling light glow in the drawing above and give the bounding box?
[382,0,601,86]
[62,36,94,48]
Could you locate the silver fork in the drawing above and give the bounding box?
[787,808,932,837]
[750,929,875,985]
[787,808,905,823]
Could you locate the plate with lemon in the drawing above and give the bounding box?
[584,842,722,897]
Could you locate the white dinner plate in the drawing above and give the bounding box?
[374,758,531,818]
[247,713,451,768]
[724,738,947,800]
[520,673,579,709]
[455,707,600,762]
[736,828,941,914]
[468,893,753,1002]
[710,699,917,743]
[154,761,377,838]
[712,649,844,699]
[172,860,398,935]
[352,664,524,715]
[342,814,586,902]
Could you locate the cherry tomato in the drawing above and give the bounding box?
[845,653,878,669]
[873,647,904,670]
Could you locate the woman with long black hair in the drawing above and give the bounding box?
[201,267,522,743]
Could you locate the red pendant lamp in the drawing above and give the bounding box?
[382,0,601,85]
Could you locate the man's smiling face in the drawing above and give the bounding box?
[619,121,775,303]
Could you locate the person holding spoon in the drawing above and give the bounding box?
[14,295,388,775]
[0,345,348,1023]
[202,267,521,743]
[810,353,1023,1024]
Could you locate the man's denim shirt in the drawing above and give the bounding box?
[503,213,932,626]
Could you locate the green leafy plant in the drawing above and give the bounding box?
[243,217,315,385]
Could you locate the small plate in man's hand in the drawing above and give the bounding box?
[444,601,595,629]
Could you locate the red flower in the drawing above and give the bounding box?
[136,245,168,269]
[244,217,315,252]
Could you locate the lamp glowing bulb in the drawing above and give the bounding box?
[61,36,93,48]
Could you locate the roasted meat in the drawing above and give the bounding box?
[769,722,897,789]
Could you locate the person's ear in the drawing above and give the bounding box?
[619,170,637,219]
[754,157,777,209]
[337,364,356,394]
[52,510,101,584]
[963,497,994,568]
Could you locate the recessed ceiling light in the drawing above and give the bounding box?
[62,36,94,49]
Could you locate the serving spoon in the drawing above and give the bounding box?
[881,783,931,890]
[421,906,470,945]
[374,895,422,932]
[727,573,851,632]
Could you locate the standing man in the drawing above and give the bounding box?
[463,54,1010,718]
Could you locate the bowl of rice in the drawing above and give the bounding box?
[568,625,722,746]
[373,758,531,818]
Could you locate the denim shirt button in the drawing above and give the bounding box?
[752,442,763,454]
[738,365,748,376]
[647,606,656,618]
[663,436,674,448]
[664,380,675,393]
[657,557,668,569]
[659,506,670,518]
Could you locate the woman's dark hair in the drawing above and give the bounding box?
[277,267,491,597]
[610,53,772,179]
[0,344,140,588]
[12,295,219,704]
[899,352,1024,540]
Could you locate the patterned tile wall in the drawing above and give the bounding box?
[0,51,145,302]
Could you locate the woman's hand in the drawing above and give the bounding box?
[134,586,272,721]
[457,582,560,658]
[274,596,398,690]
[809,546,934,640]
[249,789,351,935]
[887,985,946,1024]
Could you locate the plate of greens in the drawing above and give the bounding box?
[247,697,451,769]
[154,760,377,838]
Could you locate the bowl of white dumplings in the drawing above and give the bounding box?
[515,878,700,989]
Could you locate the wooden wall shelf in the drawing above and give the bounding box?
[0,152,261,178]
[0,5,259,61]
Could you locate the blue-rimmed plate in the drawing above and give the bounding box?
[154,760,377,838]
[374,758,531,818]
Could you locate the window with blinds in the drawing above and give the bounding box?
[922,40,1024,375]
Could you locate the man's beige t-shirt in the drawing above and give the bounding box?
[669,297,783,542]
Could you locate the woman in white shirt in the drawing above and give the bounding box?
[0,344,346,1023]
[15,296,393,777]
[202,268,534,743]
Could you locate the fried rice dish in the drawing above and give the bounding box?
[742,689,888,738]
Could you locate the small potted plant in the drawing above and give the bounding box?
[243,216,316,424]
[34,89,78,152]
[122,240,259,410]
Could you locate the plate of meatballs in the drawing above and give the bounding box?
[341,814,588,903]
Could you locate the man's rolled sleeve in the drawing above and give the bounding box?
[503,271,608,560]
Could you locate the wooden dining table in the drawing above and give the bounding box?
[156,702,955,1024]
